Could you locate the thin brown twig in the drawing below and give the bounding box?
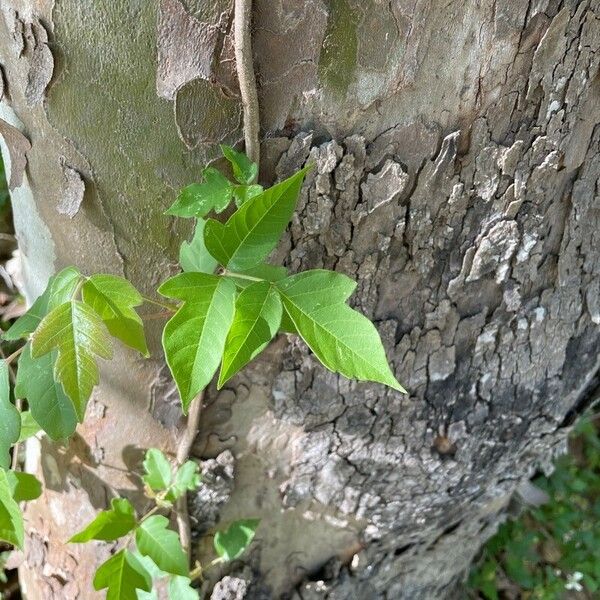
[175,391,204,562]
[234,0,260,171]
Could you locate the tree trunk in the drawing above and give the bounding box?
[1,0,599,598]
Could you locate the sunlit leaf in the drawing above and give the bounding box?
[142,448,172,492]
[93,549,152,600]
[220,144,258,185]
[159,273,236,411]
[0,362,19,469]
[135,515,188,576]
[214,519,260,561]
[70,498,137,542]
[179,218,218,275]
[218,281,282,387]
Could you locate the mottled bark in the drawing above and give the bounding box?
[0,1,599,599]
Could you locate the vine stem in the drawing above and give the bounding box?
[234,0,260,172]
[4,346,24,366]
[222,270,263,283]
[175,391,204,562]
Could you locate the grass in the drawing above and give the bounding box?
[469,415,600,599]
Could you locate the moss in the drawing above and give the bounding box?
[318,0,361,96]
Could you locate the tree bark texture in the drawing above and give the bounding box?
[0,1,599,598]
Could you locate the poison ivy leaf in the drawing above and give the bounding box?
[232,184,263,207]
[82,274,148,356]
[3,288,50,342]
[0,362,19,470]
[69,498,137,542]
[204,166,309,272]
[225,263,287,289]
[214,519,260,561]
[47,267,82,310]
[159,273,236,411]
[14,343,77,441]
[30,300,113,421]
[166,168,233,218]
[165,460,201,502]
[169,575,199,600]
[142,448,172,492]
[93,549,152,600]
[5,471,42,502]
[218,282,282,387]
[17,411,40,442]
[179,219,218,275]
[3,267,80,341]
[221,144,258,185]
[135,515,189,576]
[0,469,23,548]
[276,271,405,392]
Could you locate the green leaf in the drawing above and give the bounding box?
[233,184,263,207]
[17,411,41,442]
[82,274,148,356]
[165,461,201,502]
[218,282,282,387]
[135,515,189,576]
[14,343,77,441]
[93,549,152,600]
[3,289,50,342]
[276,271,405,392]
[169,576,199,600]
[159,273,236,411]
[221,144,258,185]
[0,469,23,548]
[30,301,113,421]
[225,263,287,289]
[5,471,42,502]
[0,362,19,470]
[69,498,137,542]
[179,218,218,275]
[142,448,172,492]
[166,168,233,218]
[204,167,309,271]
[214,519,260,561]
[47,267,82,310]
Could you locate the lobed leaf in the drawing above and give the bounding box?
[179,218,218,274]
[0,362,19,470]
[93,549,152,600]
[47,267,82,310]
[135,515,189,576]
[15,343,77,441]
[214,519,260,562]
[276,271,405,392]
[218,281,282,387]
[220,144,258,185]
[159,273,236,411]
[70,498,137,542]
[30,300,113,421]
[165,460,201,502]
[142,448,172,492]
[3,286,51,342]
[204,167,309,271]
[166,168,233,218]
[82,274,148,356]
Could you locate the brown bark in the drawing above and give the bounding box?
[0,1,599,598]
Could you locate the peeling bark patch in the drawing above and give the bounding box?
[57,163,85,218]
[0,118,31,190]
[174,77,241,149]
[24,21,54,107]
[156,0,227,100]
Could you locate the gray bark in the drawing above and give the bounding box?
[0,1,599,598]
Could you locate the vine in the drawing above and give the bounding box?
[0,145,405,598]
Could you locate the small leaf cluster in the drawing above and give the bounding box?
[162,144,405,411]
[69,448,258,599]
